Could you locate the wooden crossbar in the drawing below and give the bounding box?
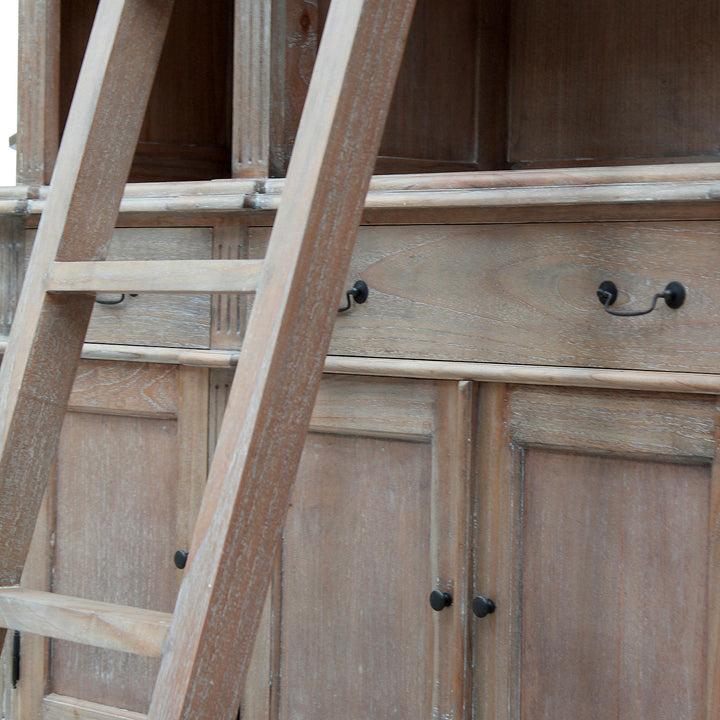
[0,0,417,718]
[0,0,176,647]
[148,2,417,718]
[0,588,170,657]
[48,259,263,294]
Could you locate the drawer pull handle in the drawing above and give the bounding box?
[95,293,138,306]
[338,280,369,313]
[597,280,685,317]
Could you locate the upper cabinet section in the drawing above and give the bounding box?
[58,0,232,182]
[19,0,720,184]
[508,1,720,168]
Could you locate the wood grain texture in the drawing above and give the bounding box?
[268,0,320,177]
[42,693,147,720]
[0,218,24,335]
[149,3,416,718]
[0,0,175,602]
[67,361,179,418]
[233,0,272,178]
[48,260,262,294]
[26,227,214,349]
[521,450,709,719]
[60,0,232,182]
[280,432,433,719]
[708,406,720,720]
[0,589,170,657]
[472,384,520,720]
[319,221,720,372]
[431,381,473,719]
[476,385,720,719]
[212,224,250,349]
[510,0,720,166]
[17,0,60,184]
[509,386,716,460]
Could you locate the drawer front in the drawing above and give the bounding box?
[26,227,212,348]
[253,221,720,372]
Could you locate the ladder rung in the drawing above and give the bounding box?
[0,588,170,657]
[47,260,263,294]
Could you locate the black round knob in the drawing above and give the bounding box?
[472,595,496,618]
[174,550,188,569]
[429,590,453,611]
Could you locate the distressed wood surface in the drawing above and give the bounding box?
[7,338,720,394]
[233,0,272,177]
[17,0,60,185]
[510,0,720,166]
[509,386,717,460]
[476,385,720,719]
[149,2,417,717]
[0,589,170,657]
[0,0,176,614]
[42,694,147,720]
[323,221,720,372]
[709,405,720,719]
[48,260,263,294]
[60,0,232,182]
[472,384,520,720]
[26,227,214,349]
[521,450,709,719]
[211,224,250,349]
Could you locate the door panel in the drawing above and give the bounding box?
[235,375,473,720]
[16,361,208,720]
[522,451,708,719]
[474,384,719,720]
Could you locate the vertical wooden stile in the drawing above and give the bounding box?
[0,0,175,647]
[148,1,417,718]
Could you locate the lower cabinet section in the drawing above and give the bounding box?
[5,367,718,720]
[474,384,719,720]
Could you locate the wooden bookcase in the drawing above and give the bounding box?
[2,1,719,719]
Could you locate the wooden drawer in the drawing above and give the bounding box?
[26,227,212,348]
[253,221,720,373]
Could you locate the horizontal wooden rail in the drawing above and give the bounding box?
[42,694,148,720]
[48,260,263,294]
[2,162,720,217]
[2,338,719,394]
[0,588,170,656]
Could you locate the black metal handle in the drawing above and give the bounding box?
[472,595,496,618]
[338,280,369,312]
[174,549,188,569]
[597,280,685,317]
[429,590,453,611]
[95,293,138,306]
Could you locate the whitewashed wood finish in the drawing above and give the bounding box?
[474,384,720,720]
[3,162,720,221]
[325,222,720,372]
[149,2,417,717]
[42,694,147,720]
[233,0,272,177]
[48,260,263,294]
[0,0,175,613]
[17,0,60,185]
[212,225,251,349]
[0,589,170,657]
[6,339,720,394]
[0,219,24,335]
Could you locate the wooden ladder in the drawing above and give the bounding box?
[0,1,416,718]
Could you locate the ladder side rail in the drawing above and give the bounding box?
[0,0,175,630]
[148,1,418,718]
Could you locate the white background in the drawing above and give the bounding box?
[0,1,18,186]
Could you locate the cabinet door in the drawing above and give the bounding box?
[474,384,720,720]
[237,375,473,720]
[14,361,208,720]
